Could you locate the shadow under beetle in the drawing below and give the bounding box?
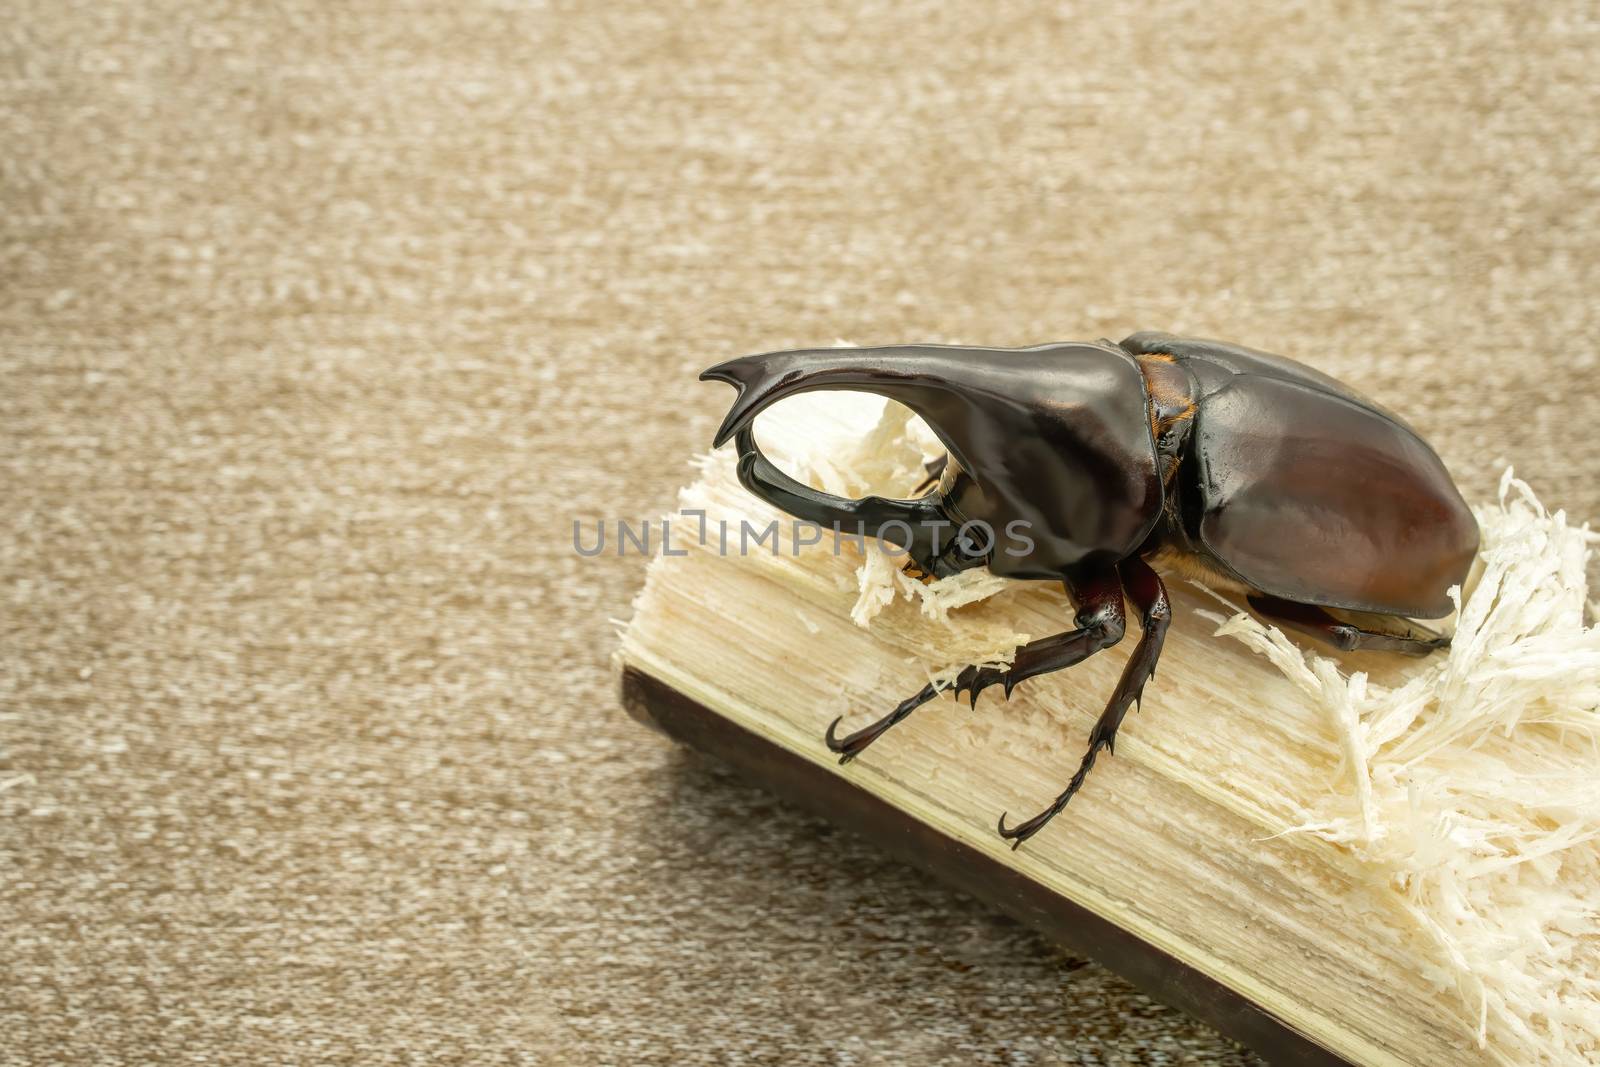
[701,332,1479,848]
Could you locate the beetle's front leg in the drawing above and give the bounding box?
[824,569,1126,763]
[997,556,1170,848]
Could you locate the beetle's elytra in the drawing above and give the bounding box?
[701,332,1479,847]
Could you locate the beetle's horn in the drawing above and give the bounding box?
[699,345,993,546]
[699,344,1002,467]
[726,424,943,549]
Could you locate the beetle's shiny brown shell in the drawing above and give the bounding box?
[1124,333,1478,619]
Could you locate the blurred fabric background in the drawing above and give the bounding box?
[4,2,1597,1063]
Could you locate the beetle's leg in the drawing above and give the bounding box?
[1247,595,1448,656]
[998,557,1170,849]
[824,569,1125,763]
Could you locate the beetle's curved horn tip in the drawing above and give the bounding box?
[698,362,740,385]
[699,360,757,448]
[710,418,744,450]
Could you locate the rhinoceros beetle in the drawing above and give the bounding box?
[701,332,1478,847]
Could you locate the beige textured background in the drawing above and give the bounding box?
[4,2,1598,1064]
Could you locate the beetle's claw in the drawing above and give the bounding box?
[824,715,865,764]
[823,711,896,764]
[825,680,948,765]
[996,788,1084,849]
[996,740,1109,849]
[823,715,846,759]
[996,808,1052,850]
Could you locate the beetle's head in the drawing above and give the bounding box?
[903,515,993,581]
[894,456,1001,580]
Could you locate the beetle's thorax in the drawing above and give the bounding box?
[1134,353,1198,490]
[1131,351,1210,568]
[915,343,1168,579]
